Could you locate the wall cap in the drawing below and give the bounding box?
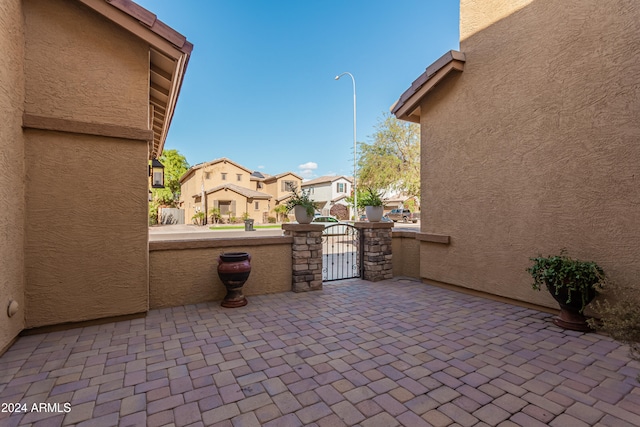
[150,236,293,251]
[282,224,325,232]
[354,222,394,230]
[416,233,450,244]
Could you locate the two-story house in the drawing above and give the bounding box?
[179,158,303,223]
[301,175,353,219]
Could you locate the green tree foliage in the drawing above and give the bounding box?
[151,149,190,207]
[358,113,420,198]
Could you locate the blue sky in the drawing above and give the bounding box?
[135,0,460,179]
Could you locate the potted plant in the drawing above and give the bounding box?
[360,187,385,222]
[285,186,315,224]
[527,250,606,331]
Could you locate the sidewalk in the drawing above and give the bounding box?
[1,278,639,426]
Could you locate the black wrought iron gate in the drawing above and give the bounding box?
[322,224,361,281]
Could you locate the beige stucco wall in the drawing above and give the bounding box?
[24,132,149,328]
[265,174,302,200]
[23,0,148,126]
[392,231,420,279]
[149,237,293,309]
[22,0,151,328]
[418,0,640,309]
[0,0,26,353]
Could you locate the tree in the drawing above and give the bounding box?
[357,113,420,199]
[151,149,190,207]
[273,204,289,222]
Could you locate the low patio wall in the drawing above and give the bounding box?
[391,230,420,278]
[149,236,293,309]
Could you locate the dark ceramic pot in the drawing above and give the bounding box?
[217,252,251,308]
[545,282,597,332]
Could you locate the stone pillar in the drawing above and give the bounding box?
[355,222,394,282]
[282,223,324,292]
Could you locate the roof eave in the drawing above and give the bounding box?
[391,50,465,123]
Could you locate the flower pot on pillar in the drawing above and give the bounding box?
[365,206,384,222]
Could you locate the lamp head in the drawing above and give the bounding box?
[334,75,340,80]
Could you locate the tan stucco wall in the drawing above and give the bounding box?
[0,0,26,353]
[149,237,293,309]
[392,231,420,279]
[24,132,149,328]
[22,0,152,328]
[23,0,149,127]
[418,0,640,309]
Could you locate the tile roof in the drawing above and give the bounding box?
[391,50,465,123]
[200,184,272,200]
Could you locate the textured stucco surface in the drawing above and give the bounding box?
[23,0,148,128]
[149,240,292,309]
[392,232,420,279]
[0,0,25,352]
[19,0,152,329]
[24,131,149,328]
[418,0,640,309]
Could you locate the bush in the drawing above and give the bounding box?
[589,282,640,382]
[267,216,277,224]
[192,211,205,225]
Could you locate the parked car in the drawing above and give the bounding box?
[386,208,419,223]
[312,216,348,234]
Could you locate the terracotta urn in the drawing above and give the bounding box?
[217,252,251,307]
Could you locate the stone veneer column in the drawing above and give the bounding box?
[355,222,394,282]
[282,223,324,292]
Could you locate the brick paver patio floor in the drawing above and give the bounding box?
[1,277,639,427]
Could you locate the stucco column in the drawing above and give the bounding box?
[282,223,324,292]
[355,222,394,282]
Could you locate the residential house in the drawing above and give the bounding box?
[301,175,353,219]
[179,158,303,223]
[0,0,191,353]
[391,0,640,309]
[383,193,420,214]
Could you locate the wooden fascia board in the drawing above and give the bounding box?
[394,60,464,122]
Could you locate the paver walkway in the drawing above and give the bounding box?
[1,277,639,427]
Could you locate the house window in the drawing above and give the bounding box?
[204,172,211,180]
[254,201,259,210]
[337,182,346,193]
[219,201,231,214]
[221,173,227,181]
[237,174,242,181]
[282,181,296,192]
[257,182,263,189]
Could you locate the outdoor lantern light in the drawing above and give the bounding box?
[150,158,165,189]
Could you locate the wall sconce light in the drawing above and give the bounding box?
[150,158,165,189]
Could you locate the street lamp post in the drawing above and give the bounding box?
[334,72,357,220]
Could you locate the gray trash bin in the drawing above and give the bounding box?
[244,219,255,231]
